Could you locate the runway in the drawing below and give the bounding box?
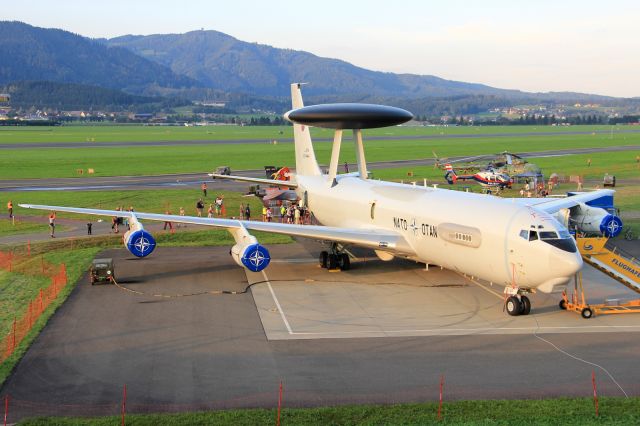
[1,145,638,192]
[1,243,639,420]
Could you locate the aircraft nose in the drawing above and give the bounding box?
[548,250,583,279]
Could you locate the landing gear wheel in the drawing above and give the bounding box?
[319,251,328,268]
[520,295,531,315]
[328,254,338,270]
[338,253,351,271]
[559,299,567,310]
[506,296,522,316]
[581,307,593,319]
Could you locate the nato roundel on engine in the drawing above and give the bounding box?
[126,230,156,257]
[241,243,271,272]
[600,214,623,238]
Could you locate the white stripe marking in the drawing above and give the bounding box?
[261,270,293,334]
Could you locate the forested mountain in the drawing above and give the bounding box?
[105,30,524,99]
[0,22,198,94]
[2,81,188,111]
[2,21,638,115]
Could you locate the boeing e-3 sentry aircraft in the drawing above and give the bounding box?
[20,83,623,316]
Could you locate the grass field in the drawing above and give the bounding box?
[0,219,48,236]
[0,132,638,179]
[17,397,640,425]
[3,188,271,222]
[0,124,631,144]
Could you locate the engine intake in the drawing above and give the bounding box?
[567,203,623,238]
[231,242,271,272]
[124,229,156,258]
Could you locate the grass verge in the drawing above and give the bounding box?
[17,397,640,425]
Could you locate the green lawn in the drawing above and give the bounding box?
[17,397,640,425]
[0,124,629,144]
[6,188,270,221]
[0,126,639,179]
[0,218,48,237]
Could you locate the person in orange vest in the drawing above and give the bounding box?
[7,200,12,219]
[201,182,208,197]
[49,211,56,238]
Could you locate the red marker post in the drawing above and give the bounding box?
[276,380,283,426]
[592,371,599,417]
[3,394,9,426]
[121,384,127,426]
[437,374,445,421]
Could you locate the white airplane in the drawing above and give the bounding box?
[20,83,623,317]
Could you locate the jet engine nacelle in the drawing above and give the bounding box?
[123,220,156,258]
[231,239,271,272]
[566,203,623,238]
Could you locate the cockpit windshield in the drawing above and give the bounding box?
[520,227,577,253]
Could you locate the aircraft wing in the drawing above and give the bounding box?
[208,173,298,188]
[19,204,411,254]
[507,189,615,214]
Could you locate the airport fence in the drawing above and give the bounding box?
[0,250,68,364]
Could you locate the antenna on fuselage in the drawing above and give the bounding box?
[285,103,413,186]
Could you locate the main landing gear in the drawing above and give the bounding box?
[319,243,351,271]
[504,287,535,316]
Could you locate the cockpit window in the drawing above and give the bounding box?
[539,231,559,240]
[519,230,528,240]
[558,229,571,239]
[543,238,577,253]
[529,231,538,241]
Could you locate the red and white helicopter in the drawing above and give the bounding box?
[444,163,512,189]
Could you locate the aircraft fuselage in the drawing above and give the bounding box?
[298,174,582,292]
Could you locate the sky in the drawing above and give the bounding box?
[3,0,640,97]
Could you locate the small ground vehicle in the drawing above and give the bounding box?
[89,258,114,285]
[213,166,231,177]
[603,173,616,187]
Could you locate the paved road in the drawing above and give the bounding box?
[1,145,639,192]
[1,243,638,421]
[1,128,640,149]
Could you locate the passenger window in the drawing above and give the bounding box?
[529,231,538,241]
[519,230,528,240]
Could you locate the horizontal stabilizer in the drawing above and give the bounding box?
[208,173,298,188]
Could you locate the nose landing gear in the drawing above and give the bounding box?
[504,287,535,316]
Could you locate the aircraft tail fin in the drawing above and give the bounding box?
[290,83,321,176]
[444,163,457,184]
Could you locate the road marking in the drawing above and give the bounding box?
[261,270,293,334]
[285,324,640,336]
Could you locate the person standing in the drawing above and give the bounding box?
[294,205,301,224]
[262,205,267,222]
[49,211,56,238]
[344,162,349,173]
[178,206,186,228]
[87,222,92,235]
[244,204,251,221]
[239,203,245,220]
[280,204,286,223]
[201,182,208,197]
[7,200,13,219]
[196,198,204,217]
[215,195,223,216]
[163,210,173,231]
[266,207,273,222]
[207,203,214,218]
